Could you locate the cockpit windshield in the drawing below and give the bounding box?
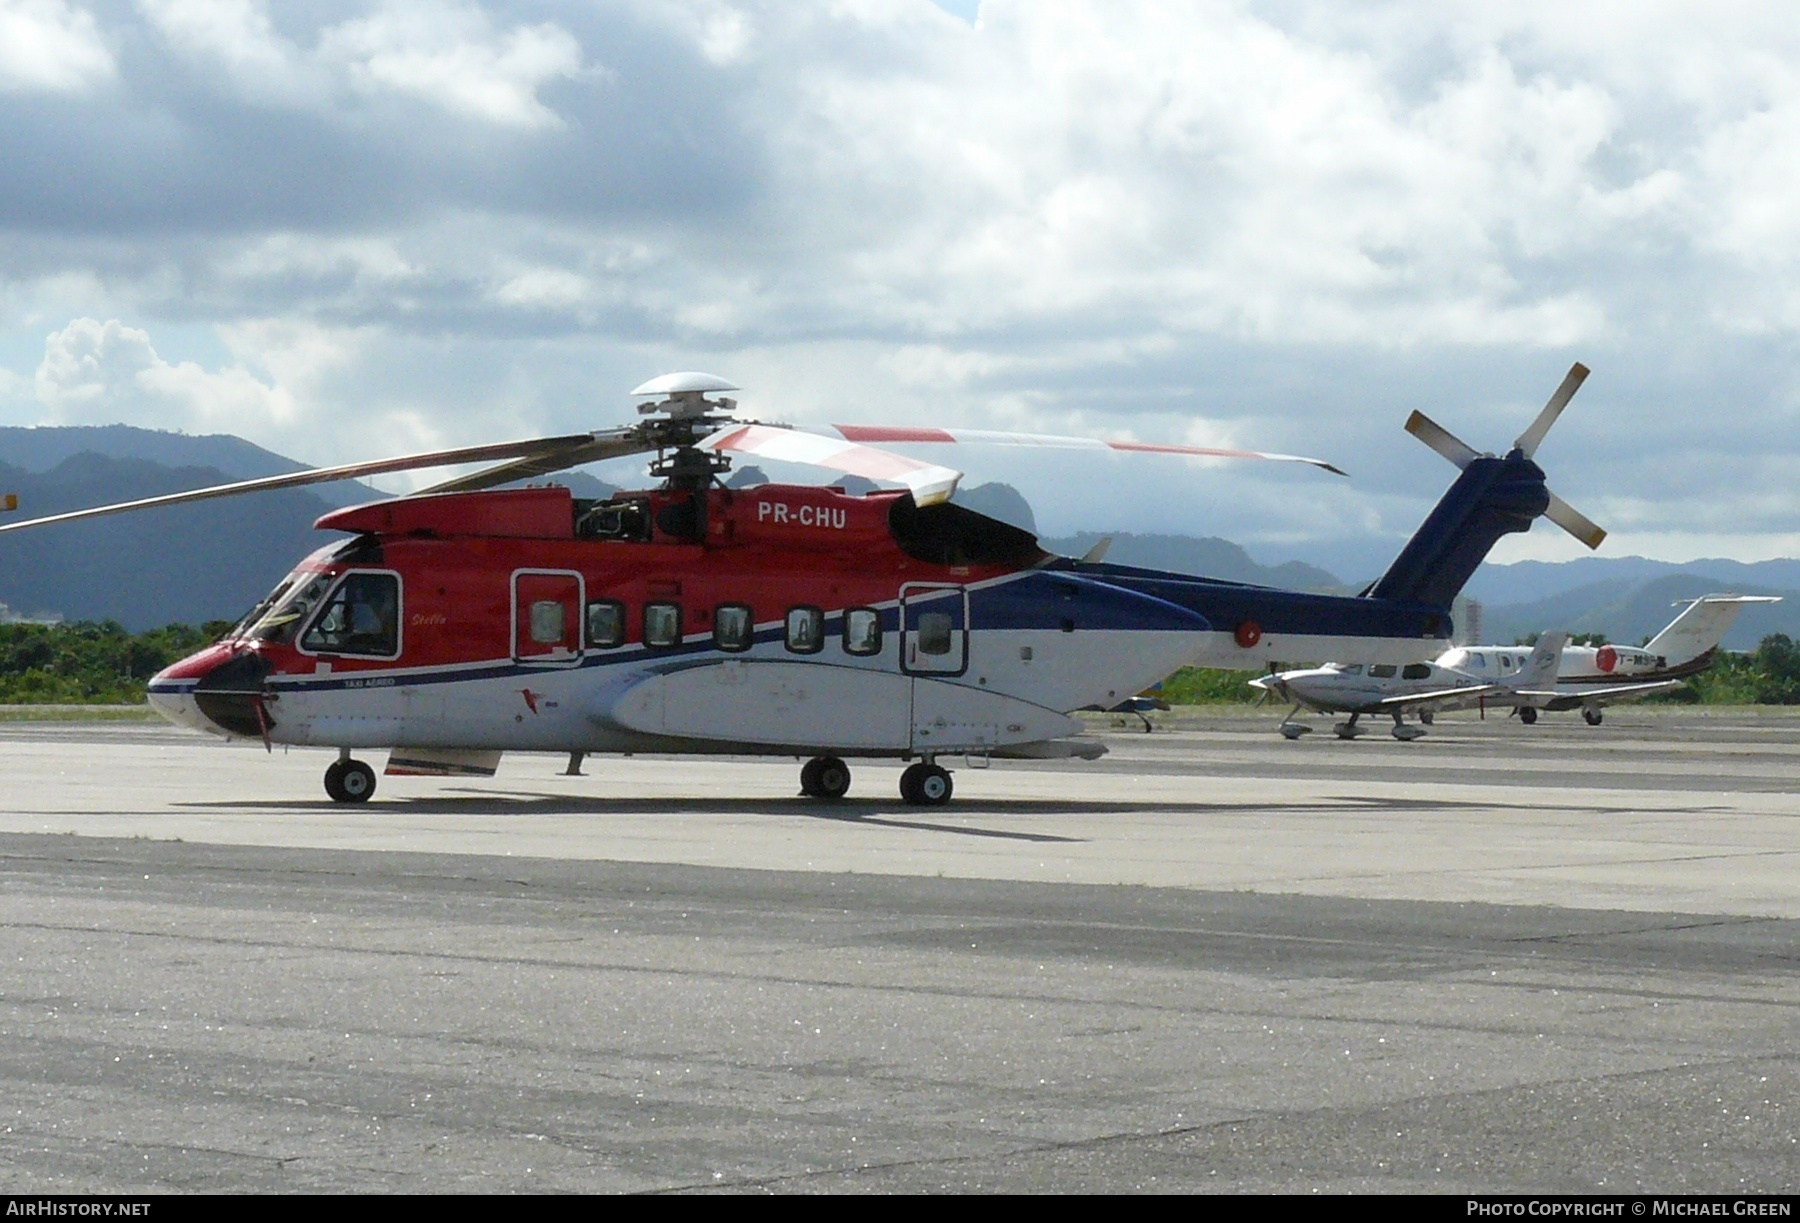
[246,569,337,644]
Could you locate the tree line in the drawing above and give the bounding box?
[0,621,232,704]
[5,619,1800,706]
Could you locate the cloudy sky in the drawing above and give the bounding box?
[2,0,1797,576]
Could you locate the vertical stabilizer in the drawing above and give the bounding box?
[1366,454,1551,609]
[1644,595,1783,666]
[1514,631,1567,688]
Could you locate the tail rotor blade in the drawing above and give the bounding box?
[1513,362,1589,459]
[1404,411,1481,470]
[1544,490,1607,550]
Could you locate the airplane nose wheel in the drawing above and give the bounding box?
[1583,707,1603,725]
[324,757,377,803]
[800,755,852,800]
[1518,707,1538,725]
[899,762,953,806]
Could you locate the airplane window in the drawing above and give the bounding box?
[1501,655,1515,671]
[1369,664,1397,678]
[917,611,953,656]
[843,607,882,656]
[1471,655,1487,669]
[1340,664,1362,675]
[301,572,400,657]
[1402,664,1431,680]
[644,602,682,648]
[586,600,625,649]
[528,600,566,645]
[785,606,824,654]
[715,603,754,652]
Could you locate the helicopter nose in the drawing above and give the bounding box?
[148,643,270,737]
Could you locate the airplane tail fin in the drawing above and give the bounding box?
[1644,595,1783,666]
[1365,364,1604,610]
[1512,631,1567,688]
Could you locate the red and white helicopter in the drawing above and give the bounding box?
[0,366,1606,805]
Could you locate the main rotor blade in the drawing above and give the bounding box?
[1404,411,1482,470]
[0,434,600,535]
[823,425,1347,476]
[698,423,963,506]
[1513,362,1589,459]
[1544,490,1607,550]
[414,429,650,495]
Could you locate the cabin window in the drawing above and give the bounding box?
[1402,663,1431,680]
[586,600,625,649]
[301,572,400,657]
[843,607,882,656]
[916,611,954,656]
[1340,664,1362,676]
[1369,664,1397,678]
[714,603,754,652]
[528,600,566,645]
[785,606,824,654]
[644,602,682,648]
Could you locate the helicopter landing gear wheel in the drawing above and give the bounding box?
[1583,707,1603,726]
[899,762,952,807]
[1518,707,1538,725]
[800,756,852,800]
[324,758,377,804]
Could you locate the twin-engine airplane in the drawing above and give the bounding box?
[1438,593,1780,724]
[0,366,1607,805]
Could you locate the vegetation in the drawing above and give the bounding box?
[0,621,230,704]
[1156,667,1265,704]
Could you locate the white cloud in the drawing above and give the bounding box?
[35,318,297,431]
[0,0,113,92]
[319,2,584,128]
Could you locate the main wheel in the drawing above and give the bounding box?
[1583,707,1603,726]
[324,758,377,803]
[800,756,852,800]
[900,762,952,807]
[1518,706,1538,725]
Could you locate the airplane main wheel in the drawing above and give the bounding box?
[1518,707,1539,725]
[1583,708,1603,726]
[324,758,377,804]
[800,756,852,800]
[900,762,953,807]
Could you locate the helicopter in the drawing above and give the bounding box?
[0,366,1607,806]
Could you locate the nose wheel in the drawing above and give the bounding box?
[899,762,953,806]
[800,755,852,800]
[324,757,377,803]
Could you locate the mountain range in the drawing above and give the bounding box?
[1,424,1796,649]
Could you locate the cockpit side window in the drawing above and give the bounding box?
[300,572,402,658]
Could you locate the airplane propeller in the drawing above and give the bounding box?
[1402,362,1606,550]
[0,372,1347,533]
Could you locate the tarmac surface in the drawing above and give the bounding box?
[0,707,1796,1192]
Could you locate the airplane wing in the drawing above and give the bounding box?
[1371,683,1504,710]
[1534,681,1683,712]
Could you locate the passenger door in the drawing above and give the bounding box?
[901,583,968,676]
